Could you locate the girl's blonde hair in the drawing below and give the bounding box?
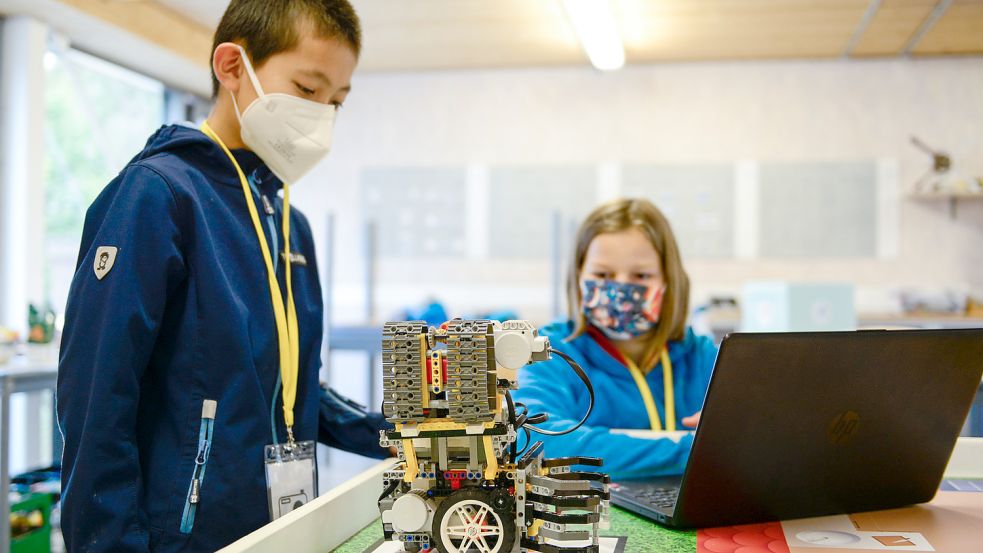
[566,198,690,369]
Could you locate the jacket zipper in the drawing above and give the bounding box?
[252,180,279,274]
[180,400,217,534]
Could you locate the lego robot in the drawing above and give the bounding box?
[378,319,610,553]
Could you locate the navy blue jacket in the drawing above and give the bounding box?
[58,124,342,551]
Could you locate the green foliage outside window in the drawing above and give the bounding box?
[44,49,164,238]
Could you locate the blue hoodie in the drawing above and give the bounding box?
[512,321,718,480]
[57,124,364,552]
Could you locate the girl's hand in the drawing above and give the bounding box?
[682,411,702,429]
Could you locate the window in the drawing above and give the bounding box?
[43,47,165,317]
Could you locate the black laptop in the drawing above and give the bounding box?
[609,329,983,528]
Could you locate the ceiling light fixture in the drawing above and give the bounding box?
[561,0,625,71]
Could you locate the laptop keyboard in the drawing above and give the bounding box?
[610,483,680,509]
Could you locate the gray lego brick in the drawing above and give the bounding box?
[382,321,428,423]
[444,320,497,423]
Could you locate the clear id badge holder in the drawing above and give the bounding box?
[264,440,317,520]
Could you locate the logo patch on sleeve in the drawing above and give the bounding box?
[93,246,119,280]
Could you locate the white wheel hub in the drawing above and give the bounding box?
[438,499,505,553]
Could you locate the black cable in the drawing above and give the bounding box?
[522,348,595,436]
[500,348,596,462]
[516,427,532,457]
[378,479,399,502]
[504,389,518,462]
[507,348,595,442]
[516,402,546,426]
[505,393,534,457]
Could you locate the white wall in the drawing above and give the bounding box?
[292,57,983,327]
[0,16,47,336]
[0,16,54,480]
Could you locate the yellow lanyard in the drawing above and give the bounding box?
[625,350,676,432]
[200,121,300,442]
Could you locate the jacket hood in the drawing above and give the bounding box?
[133,123,283,195]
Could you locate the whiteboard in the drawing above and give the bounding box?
[758,161,878,257]
[487,165,597,258]
[621,164,735,259]
[361,167,469,258]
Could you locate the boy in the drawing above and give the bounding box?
[57,1,373,550]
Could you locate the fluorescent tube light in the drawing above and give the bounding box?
[562,0,625,71]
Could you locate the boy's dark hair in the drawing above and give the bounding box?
[210,0,361,97]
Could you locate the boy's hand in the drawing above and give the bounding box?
[682,411,702,429]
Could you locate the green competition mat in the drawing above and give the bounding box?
[335,506,696,553]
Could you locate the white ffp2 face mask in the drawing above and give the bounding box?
[229,45,336,185]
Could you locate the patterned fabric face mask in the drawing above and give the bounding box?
[581,279,666,341]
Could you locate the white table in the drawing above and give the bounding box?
[218,459,393,553]
[1,357,59,553]
[219,438,983,553]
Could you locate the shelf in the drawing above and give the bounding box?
[908,192,983,200]
[907,190,983,218]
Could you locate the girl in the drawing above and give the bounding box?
[514,198,717,479]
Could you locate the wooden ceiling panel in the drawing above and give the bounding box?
[849,0,937,56]
[60,0,212,66]
[352,0,562,24]
[143,0,983,71]
[351,0,585,70]
[617,0,870,61]
[911,0,983,55]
